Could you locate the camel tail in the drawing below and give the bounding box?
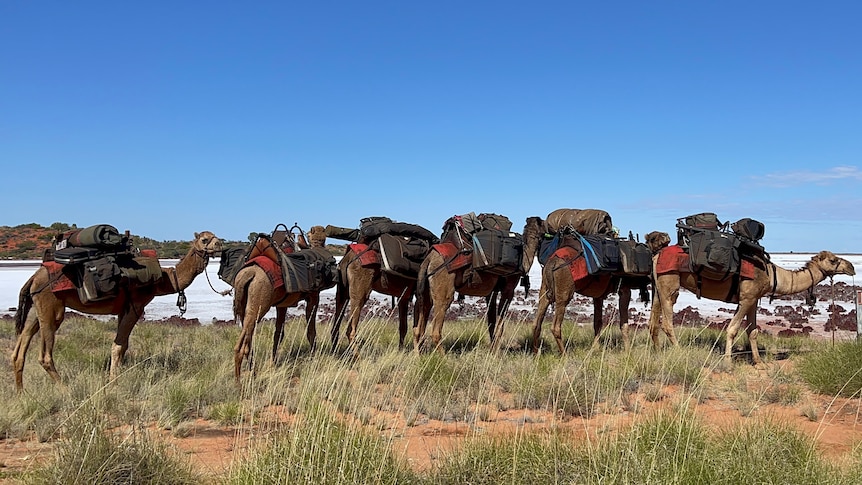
[415,258,429,303]
[15,275,35,335]
[232,270,253,323]
[414,258,431,318]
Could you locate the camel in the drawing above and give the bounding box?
[331,250,416,351]
[648,235,855,365]
[521,215,661,353]
[232,226,334,382]
[412,221,523,353]
[11,231,223,391]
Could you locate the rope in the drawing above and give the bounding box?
[204,263,233,296]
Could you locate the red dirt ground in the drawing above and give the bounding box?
[2,360,859,480]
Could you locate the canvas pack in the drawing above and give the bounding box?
[688,230,740,280]
[472,229,524,276]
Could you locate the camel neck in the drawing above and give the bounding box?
[172,250,208,290]
[772,263,824,296]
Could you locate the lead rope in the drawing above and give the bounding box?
[204,261,233,296]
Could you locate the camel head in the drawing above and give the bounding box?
[306,225,327,248]
[521,216,546,273]
[645,231,671,254]
[192,231,223,258]
[810,251,855,277]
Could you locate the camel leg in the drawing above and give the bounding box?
[233,277,272,382]
[647,289,662,348]
[549,298,569,355]
[659,293,679,347]
[11,307,45,391]
[272,307,286,363]
[428,273,456,353]
[332,279,349,349]
[744,305,763,366]
[531,283,552,353]
[491,294,513,352]
[724,300,758,363]
[234,311,263,382]
[38,319,62,384]
[548,275,575,354]
[486,291,498,345]
[305,294,319,350]
[618,288,632,350]
[591,298,605,349]
[397,292,411,348]
[110,307,142,381]
[650,274,680,349]
[413,289,433,353]
[34,295,66,386]
[345,284,372,348]
[234,323,253,382]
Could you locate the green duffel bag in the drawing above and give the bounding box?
[68,224,125,249]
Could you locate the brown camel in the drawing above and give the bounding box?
[331,249,416,350]
[412,221,524,352]
[11,231,222,391]
[521,215,660,353]
[232,226,333,382]
[648,238,855,365]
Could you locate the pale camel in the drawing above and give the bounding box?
[232,226,332,382]
[11,231,222,391]
[648,240,855,365]
[331,249,418,351]
[521,216,661,353]
[412,225,523,353]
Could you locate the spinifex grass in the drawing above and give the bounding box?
[1,314,861,483]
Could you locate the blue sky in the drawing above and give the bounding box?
[2,1,860,252]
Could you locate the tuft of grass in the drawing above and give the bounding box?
[798,341,862,397]
[225,405,417,484]
[22,407,199,485]
[430,429,584,483]
[208,401,244,426]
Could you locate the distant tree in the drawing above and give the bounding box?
[49,222,73,232]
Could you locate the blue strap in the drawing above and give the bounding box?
[577,233,602,270]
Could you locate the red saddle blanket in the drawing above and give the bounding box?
[43,261,76,293]
[655,245,755,279]
[348,243,381,268]
[432,242,472,272]
[244,256,284,290]
[550,246,589,282]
